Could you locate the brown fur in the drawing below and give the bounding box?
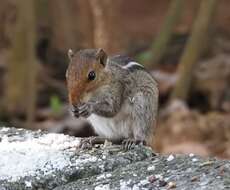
[66,49,108,106]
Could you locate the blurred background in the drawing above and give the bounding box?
[0,0,229,158]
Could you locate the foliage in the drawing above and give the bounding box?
[50,95,63,115]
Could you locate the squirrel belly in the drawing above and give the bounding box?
[87,114,130,141]
[87,100,133,141]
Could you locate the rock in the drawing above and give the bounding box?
[0,127,229,190]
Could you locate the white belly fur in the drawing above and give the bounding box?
[87,109,132,140]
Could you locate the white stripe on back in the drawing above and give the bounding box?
[122,61,144,69]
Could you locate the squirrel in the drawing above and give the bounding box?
[66,48,159,149]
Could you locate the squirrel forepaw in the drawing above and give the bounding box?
[78,103,91,117]
[71,105,79,117]
[122,139,146,151]
[71,103,92,118]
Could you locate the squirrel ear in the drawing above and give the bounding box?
[96,48,107,66]
[68,49,74,60]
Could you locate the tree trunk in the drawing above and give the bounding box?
[0,0,6,49]
[89,0,123,54]
[5,0,37,127]
[48,0,77,52]
[146,0,184,68]
[25,0,37,128]
[77,0,94,48]
[171,0,218,101]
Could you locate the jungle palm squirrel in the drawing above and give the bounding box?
[66,48,159,149]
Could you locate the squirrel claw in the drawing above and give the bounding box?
[71,105,80,118]
[78,104,90,117]
[71,103,91,118]
[79,136,107,149]
[122,139,146,151]
[79,137,94,149]
[73,111,80,118]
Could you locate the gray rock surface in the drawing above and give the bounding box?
[0,127,229,190]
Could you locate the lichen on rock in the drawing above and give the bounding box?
[0,127,229,190]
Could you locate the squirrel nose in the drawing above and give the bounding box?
[68,91,80,106]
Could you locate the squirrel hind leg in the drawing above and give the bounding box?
[79,136,108,149]
[79,136,123,149]
[122,138,146,151]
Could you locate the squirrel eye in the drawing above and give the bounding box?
[88,71,96,81]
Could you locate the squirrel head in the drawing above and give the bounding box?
[66,48,109,106]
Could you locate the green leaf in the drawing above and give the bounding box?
[50,95,62,115]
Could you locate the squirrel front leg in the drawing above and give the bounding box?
[76,82,124,118]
